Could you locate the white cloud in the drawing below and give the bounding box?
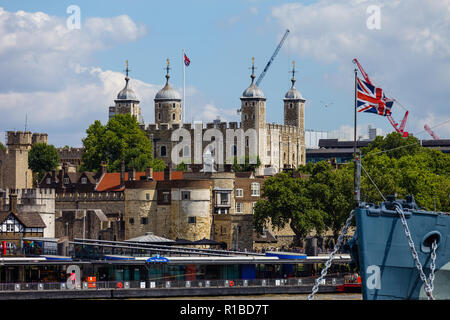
[219,6,260,28]
[272,0,450,137]
[0,7,146,93]
[0,7,153,146]
[0,7,234,147]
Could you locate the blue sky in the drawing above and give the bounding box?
[0,0,449,147]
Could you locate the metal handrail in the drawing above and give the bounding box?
[0,275,346,292]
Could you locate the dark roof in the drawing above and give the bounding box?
[253,229,277,243]
[318,138,450,149]
[0,211,46,228]
[235,172,255,179]
[421,139,450,147]
[318,139,371,149]
[17,212,46,228]
[174,238,194,245]
[307,148,357,155]
[192,238,225,245]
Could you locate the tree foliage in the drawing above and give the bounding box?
[176,161,188,172]
[0,142,5,151]
[360,144,450,211]
[232,155,261,172]
[254,132,450,245]
[152,159,166,172]
[254,162,353,244]
[80,114,156,172]
[28,143,60,182]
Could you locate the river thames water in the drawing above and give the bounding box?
[134,293,362,300]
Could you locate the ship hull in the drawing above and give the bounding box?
[354,204,450,300]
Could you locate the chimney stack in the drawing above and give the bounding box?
[120,160,125,188]
[164,167,170,181]
[145,167,153,181]
[128,167,136,181]
[9,191,18,213]
[101,161,107,175]
[0,191,4,211]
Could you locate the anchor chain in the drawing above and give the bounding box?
[308,210,355,300]
[395,204,437,300]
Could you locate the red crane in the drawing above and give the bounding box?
[353,58,409,137]
[424,124,440,140]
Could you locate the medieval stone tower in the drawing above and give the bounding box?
[284,62,305,128]
[107,58,306,172]
[0,131,48,190]
[109,61,143,125]
[283,62,306,165]
[154,59,182,127]
[240,58,267,175]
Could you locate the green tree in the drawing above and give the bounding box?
[253,167,330,245]
[0,142,5,151]
[80,114,155,172]
[176,161,188,172]
[152,159,166,172]
[232,155,261,172]
[358,136,450,211]
[254,133,450,248]
[28,143,60,182]
[361,132,421,159]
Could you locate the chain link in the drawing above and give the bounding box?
[429,240,437,293]
[308,210,355,300]
[307,204,437,300]
[394,204,436,300]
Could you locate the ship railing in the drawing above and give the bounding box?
[0,276,345,291]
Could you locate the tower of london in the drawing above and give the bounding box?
[109,59,306,174]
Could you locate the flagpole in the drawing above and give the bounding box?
[353,68,358,204]
[182,48,186,124]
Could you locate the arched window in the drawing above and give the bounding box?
[160,146,167,157]
[158,112,161,120]
[172,113,176,120]
[173,103,176,109]
[183,145,190,157]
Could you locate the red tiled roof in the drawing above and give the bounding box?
[96,171,183,192]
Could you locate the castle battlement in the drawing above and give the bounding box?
[57,147,84,157]
[32,133,48,145]
[7,131,32,146]
[147,121,243,132]
[55,191,124,202]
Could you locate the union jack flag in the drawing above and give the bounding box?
[357,77,393,116]
[184,53,190,67]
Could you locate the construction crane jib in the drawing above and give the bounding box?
[255,29,290,87]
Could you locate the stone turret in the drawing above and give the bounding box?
[154,58,182,127]
[0,131,35,189]
[110,60,143,124]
